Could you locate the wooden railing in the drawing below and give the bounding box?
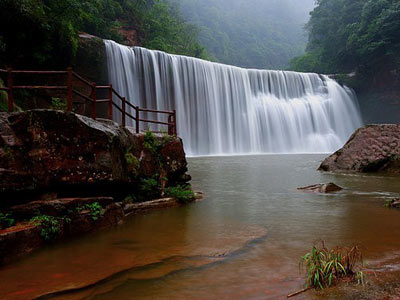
[0,68,177,135]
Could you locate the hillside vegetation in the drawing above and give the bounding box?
[174,0,315,69]
[290,0,400,82]
[289,0,400,123]
[0,0,209,69]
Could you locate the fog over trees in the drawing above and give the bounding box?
[173,0,315,69]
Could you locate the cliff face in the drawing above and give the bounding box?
[0,110,189,203]
[319,124,400,175]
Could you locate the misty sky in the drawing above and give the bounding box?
[176,0,316,69]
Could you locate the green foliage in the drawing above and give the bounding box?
[0,212,15,229]
[51,98,67,111]
[76,202,103,221]
[300,242,365,289]
[143,130,159,154]
[165,185,195,204]
[124,195,136,204]
[125,151,138,166]
[30,215,60,241]
[0,0,209,69]
[139,177,161,200]
[289,0,400,80]
[0,79,7,112]
[125,146,139,176]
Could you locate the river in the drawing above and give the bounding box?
[1,154,400,299]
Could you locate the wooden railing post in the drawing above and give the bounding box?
[7,68,14,112]
[122,97,126,127]
[66,67,73,111]
[108,84,113,120]
[91,83,97,119]
[173,109,177,135]
[135,106,140,133]
[168,113,173,135]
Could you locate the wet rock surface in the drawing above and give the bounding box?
[319,124,400,175]
[0,109,193,265]
[0,110,189,204]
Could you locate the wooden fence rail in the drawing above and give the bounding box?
[0,67,177,135]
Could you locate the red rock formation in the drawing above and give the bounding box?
[0,110,189,205]
[319,124,400,175]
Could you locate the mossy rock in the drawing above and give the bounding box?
[73,34,108,85]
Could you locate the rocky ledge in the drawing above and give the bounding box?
[0,109,196,265]
[319,124,400,175]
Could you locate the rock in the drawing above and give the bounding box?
[0,110,190,207]
[9,197,114,220]
[0,109,193,265]
[123,197,180,216]
[0,223,43,265]
[319,125,400,175]
[298,183,343,193]
[385,198,400,208]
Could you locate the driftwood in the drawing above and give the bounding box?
[287,287,311,298]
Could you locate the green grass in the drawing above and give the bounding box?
[300,242,365,289]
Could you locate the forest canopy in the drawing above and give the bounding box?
[0,0,209,69]
[290,0,400,77]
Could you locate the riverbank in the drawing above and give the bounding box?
[0,109,195,265]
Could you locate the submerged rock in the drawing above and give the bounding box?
[298,183,343,193]
[319,124,400,175]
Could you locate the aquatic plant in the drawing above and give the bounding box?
[30,215,60,241]
[300,241,365,289]
[165,185,195,204]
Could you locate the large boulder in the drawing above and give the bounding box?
[319,124,400,175]
[0,110,190,207]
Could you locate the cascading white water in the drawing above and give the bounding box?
[105,40,362,156]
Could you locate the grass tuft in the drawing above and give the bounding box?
[300,241,365,289]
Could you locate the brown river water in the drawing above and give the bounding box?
[1,154,400,300]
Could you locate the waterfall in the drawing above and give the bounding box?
[105,40,363,156]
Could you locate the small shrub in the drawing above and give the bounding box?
[300,241,365,289]
[30,215,60,241]
[140,177,161,200]
[165,185,195,204]
[125,147,139,174]
[123,195,135,204]
[51,97,67,111]
[0,212,15,229]
[76,202,103,221]
[143,130,159,154]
